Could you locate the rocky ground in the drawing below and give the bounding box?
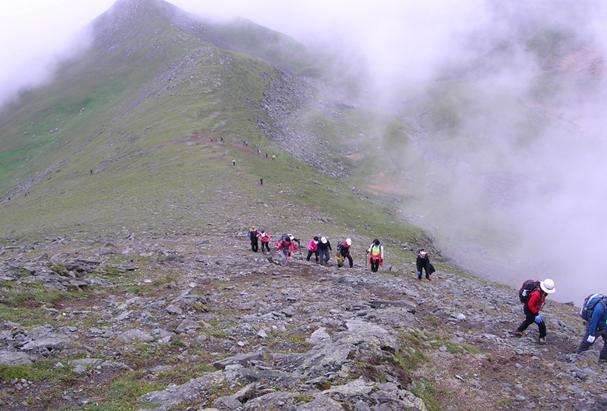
[0,233,606,410]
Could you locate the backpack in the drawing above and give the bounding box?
[580,294,607,321]
[519,280,540,304]
[370,245,381,256]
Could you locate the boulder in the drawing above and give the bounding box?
[0,350,33,365]
[308,327,331,345]
[213,349,265,370]
[141,371,226,410]
[243,392,297,410]
[297,394,344,410]
[117,329,154,343]
[20,336,71,355]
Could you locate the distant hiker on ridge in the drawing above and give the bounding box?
[577,293,607,362]
[513,278,556,344]
[416,249,435,280]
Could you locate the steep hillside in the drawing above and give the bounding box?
[0,0,394,242]
[2,1,606,410]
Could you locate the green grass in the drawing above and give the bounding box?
[410,378,442,411]
[0,0,427,250]
[84,371,163,411]
[0,282,85,308]
[0,360,77,384]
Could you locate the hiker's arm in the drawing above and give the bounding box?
[527,292,541,315]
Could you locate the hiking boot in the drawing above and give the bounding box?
[538,337,547,344]
[512,331,523,338]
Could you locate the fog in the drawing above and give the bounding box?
[2,0,607,301]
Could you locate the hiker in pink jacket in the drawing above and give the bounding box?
[306,236,319,263]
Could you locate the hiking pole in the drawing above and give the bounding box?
[365,251,368,269]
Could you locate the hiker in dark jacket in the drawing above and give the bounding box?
[337,238,354,268]
[577,296,607,362]
[317,237,332,266]
[513,279,555,344]
[249,227,260,252]
[416,249,435,280]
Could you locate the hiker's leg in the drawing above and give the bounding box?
[347,254,353,268]
[306,251,312,261]
[598,334,607,361]
[538,319,547,338]
[417,270,422,280]
[577,331,593,353]
[425,268,431,279]
[314,251,319,263]
[282,251,289,265]
[516,310,535,333]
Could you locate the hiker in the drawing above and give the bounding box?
[259,230,271,253]
[260,178,263,186]
[275,235,298,265]
[249,227,260,252]
[317,237,332,266]
[284,234,301,249]
[416,249,435,280]
[367,239,384,272]
[513,278,556,344]
[576,294,607,362]
[336,238,354,268]
[306,236,319,263]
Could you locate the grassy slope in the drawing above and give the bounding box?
[0,0,426,250]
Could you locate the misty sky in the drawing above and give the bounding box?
[0,0,484,107]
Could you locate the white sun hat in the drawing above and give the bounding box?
[540,278,556,294]
[321,237,327,244]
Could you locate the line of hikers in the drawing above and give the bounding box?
[248,228,393,273]
[249,228,435,278]
[250,229,606,363]
[513,278,607,362]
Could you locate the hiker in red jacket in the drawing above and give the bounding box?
[513,278,556,344]
[259,230,271,253]
[275,235,298,265]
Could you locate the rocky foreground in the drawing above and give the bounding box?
[0,233,606,410]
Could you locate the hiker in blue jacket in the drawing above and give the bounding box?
[577,295,607,362]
